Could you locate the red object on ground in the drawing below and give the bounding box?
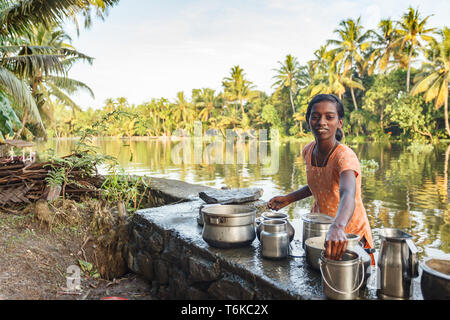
[101,297,129,300]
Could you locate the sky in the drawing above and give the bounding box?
[63,0,450,110]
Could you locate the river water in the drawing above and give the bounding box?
[36,137,449,261]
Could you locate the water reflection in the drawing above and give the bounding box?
[36,138,449,259]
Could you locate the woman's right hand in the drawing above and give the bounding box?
[268,195,291,211]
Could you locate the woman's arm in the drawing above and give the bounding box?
[325,169,356,260]
[268,185,312,210]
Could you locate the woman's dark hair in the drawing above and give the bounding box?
[305,94,345,141]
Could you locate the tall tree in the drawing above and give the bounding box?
[0,0,119,140]
[222,65,256,117]
[327,17,371,110]
[10,24,94,138]
[369,18,402,73]
[174,91,191,125]
[192,88,222,123]
[272,54,300,116]
[395,6,436,92]
[308,49,364,100]
[411,27,450,136]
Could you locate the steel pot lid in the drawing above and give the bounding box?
[201,204,256,218]
[301,213,334,224]
[261,211,289,219]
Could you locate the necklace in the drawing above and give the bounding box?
[313,141,337,167]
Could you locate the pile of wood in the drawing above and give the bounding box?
[0,156,104,207]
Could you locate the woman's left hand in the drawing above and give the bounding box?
[324,224,348,260]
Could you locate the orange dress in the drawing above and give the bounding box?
[302,141,374,249]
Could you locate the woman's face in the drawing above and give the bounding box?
[308,101,343,141]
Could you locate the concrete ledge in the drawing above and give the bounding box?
[125,177,423,300]
[126,198,325,300]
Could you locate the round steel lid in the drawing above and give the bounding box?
[301,213,334,224]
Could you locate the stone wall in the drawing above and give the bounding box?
[125,213,297,300]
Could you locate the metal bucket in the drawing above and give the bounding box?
[319,250,364,300]
[301,213,333,249]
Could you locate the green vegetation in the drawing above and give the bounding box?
[0,4,449,144]
[0,0,119,142]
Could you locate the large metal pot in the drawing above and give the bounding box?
[301,213,333,248]
[420,258,450,300]
[197,203,219,226]
[202,204,256,248]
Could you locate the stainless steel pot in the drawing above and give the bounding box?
[319,250,365,300]
[420,258,450,300]
[256,212,295,242]
[202,204,256,248]
[260,219,289,259]
[305,234,372,278]
[301,213,333,248]
[305,235,325,270]
[197,203,219,226]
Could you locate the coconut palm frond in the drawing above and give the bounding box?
[0,90,22,139]
[0,66,44,128]
[59,48,94,63]
[0,0,120,37]
[411,72,440,95]
[46,81,82,112]
[2,53,66,78]
[46,75,94,98]
[0,0,86,36]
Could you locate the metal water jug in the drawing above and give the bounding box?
[260,219,289,259]
[377,228,419,299]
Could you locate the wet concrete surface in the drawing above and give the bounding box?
[137,198,424,300]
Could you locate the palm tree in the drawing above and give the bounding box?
[308,48,364,100]
[369,18,402,73]
[272,54,300,116]
[222,65,256,117]
[10,25,94,138]
[411,27,450,136]
[174,91,192,126]
[327,17,371,110]
[309,45,330,75]
[395,6,436,92]
[192,88,222,123]
[0,0,118,139]
[0,0,120,38]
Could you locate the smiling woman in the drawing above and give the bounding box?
[268,94,374,262]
